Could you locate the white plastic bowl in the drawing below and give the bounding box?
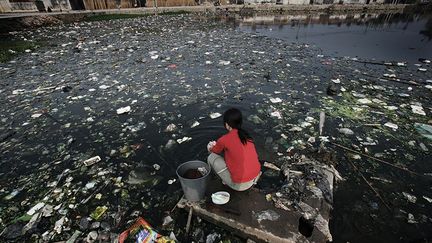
[211,191,230,205]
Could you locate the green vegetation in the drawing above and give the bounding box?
[322,93,369,121]
[0,40,39,63]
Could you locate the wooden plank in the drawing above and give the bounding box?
[176,157,335,243]
[177,178,329,243]
[178,199,306,243]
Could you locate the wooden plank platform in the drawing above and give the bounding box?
[177,173,332,243]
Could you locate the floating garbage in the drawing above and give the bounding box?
[338,128,354,135]
[357,98,372,104]
[209,112,222,119]
[86,231,98,242]
[0,13,431,243]
[402,192,417,203]
[414,123,432,140]
[118,217,173,243]
[22,213,41,234]
[270,111,282,119]
[27,202,45,216]
[127,170,162,186]
[116,106,131,115]
[263,162,281,171]
[384,122,398,130]
[176,137,192,144]
[410,105,426,116]
[191,121,200,128]
[4,189,21,200]
[164,123,177,132]
[423,196,432,203]
[83,156,101,167]
[54,216,67,234]
[162,215,173,226]
[31,113,43,118]
[218,60,230,65]
[153,164,161,170]
[90,206,108,221]
[269,97,282,103]
[407,213,417,224]
[66,230,82,243]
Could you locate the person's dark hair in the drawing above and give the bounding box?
[223,108,252,145]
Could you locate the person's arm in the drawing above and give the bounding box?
[210,137,225,154]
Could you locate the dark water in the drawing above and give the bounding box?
[0,13,431,242]
[238,13,432,62]
[235,12,432,243]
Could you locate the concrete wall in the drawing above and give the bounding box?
[287,0,309,4]
[244,0,276,4]
[245,0,309,4]
[343,0,367,4]
[146,0,197,7]
[343,0,368,4]
[9,1,37,10]
[0,0,12,12]
[41,0,71,11]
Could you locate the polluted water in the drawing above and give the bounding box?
[0,11,431,243]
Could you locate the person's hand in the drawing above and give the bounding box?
[207,141,216,152]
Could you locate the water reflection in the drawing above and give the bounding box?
[235,12,432,61]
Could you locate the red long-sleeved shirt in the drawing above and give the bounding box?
[211,129,261,183]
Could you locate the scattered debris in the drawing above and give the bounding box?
[263,162,281,171]
[415,123,432,140]
[407,213,417,224]
[402,192,417,203]
[0,13,430,243]
[83,156,101,167]
[116,106,131,115]
[254,210,280,223]
[176,137,192,144]
[209,112,222,119]
[164,123,177,132]
[384,122,398,130]
[423,196,432,203]
[338,128,354,135]
[90,206,108,220]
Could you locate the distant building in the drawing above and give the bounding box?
[0,0,408,13]
[0,0,70,12]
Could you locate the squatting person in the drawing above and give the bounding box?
[207,108,261,191]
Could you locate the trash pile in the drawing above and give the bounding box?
[264,154,343,242]
[0,12,431,242]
